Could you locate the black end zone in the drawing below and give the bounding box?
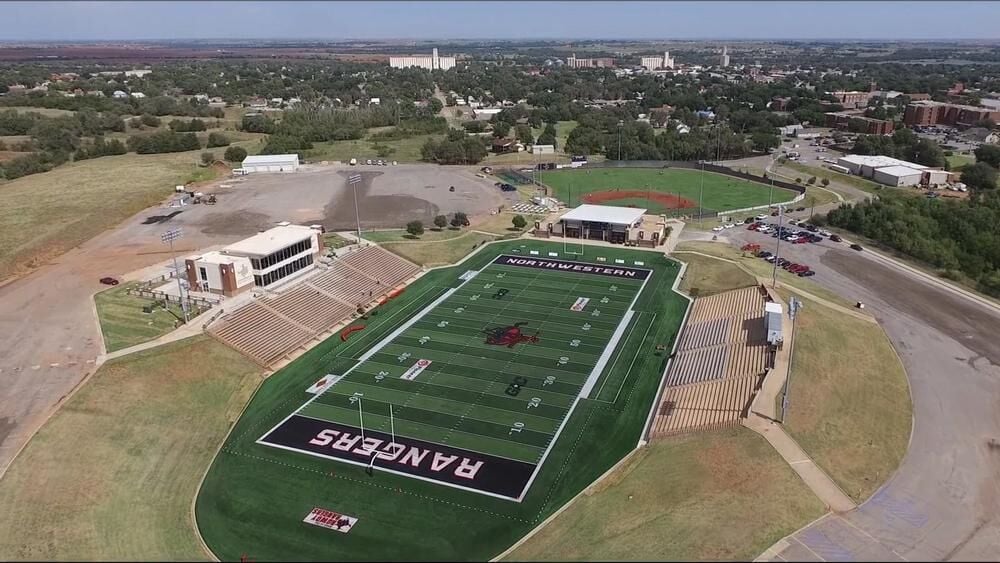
[260,415,536,500]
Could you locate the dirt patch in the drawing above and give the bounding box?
[583,190,697,209]
[198,210,272,236]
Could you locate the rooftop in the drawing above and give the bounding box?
[188,250,244,265]
[560,204,647,226]
[875,165,925,177]
[839,154,927,170]
[223,225,317,257]
[242,154,300,165]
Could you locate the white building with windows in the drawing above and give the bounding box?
[222,225,322,287]
[641,51,675,70]
[388,48,456,71]
[241,154,300,173]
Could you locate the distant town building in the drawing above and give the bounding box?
[388,48,456,71]
[720,46,730,68]
[641,51,674,70]
[903,100,1000,129]
[566,53,616,69]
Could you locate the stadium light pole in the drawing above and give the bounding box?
[161,228,189,323]
[771,204,784,289]
[349,173,363,239]
[617,119,624,161]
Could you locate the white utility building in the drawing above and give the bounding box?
[765,302,784,346]
[872,165,925,187]
[184,251,255,296]
[241,154,300,173]
[836,155,926,178]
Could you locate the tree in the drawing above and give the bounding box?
[450,212,469,228]
[961,162,998,193]
[807,176,817,185]
[201,151,215,165]
[750,131,780,152]
[821,178,830,187]
[140,114,160,127]
[433,215,448,230]
[514,124,534,144]
[511,215,527,230]
[492,122,511,139]
[795,177,803,185]
[207,132,230,148]
[406,220,424,237]
[974,144,1000,169]
[536,129,557,148]
[224,145,248,163]
[908,138,945,168]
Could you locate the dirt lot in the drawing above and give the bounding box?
[176,163,506,236]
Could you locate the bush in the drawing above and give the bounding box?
[168,118,207,132]
[224,145,248,163]
[406,220,424,237]
[140,114,161,127]
[450,212,469,228]
[127,131,201,154]
[201,151,215,165]
[260,134,312,155]
[511,215,527,230]
[207,132,230,148]
[433,215,448,230]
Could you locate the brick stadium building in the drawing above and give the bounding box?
[825,112,895,135]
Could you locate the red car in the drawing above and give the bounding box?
[99,277,119,286]
[790,264,810,274]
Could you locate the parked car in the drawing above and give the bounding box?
[830,234,842,242]
[850,243,864,251]
[800,270,816,277]
[796,207,806,212]
[99,277,119,286]
[756,214,768,220]
[365,159,373,165]
[712,226,724,232]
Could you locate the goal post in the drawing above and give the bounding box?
[563,239,585,256]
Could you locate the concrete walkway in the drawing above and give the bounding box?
[743,414,857,513]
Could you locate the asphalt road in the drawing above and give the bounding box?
[705,227,1000,561]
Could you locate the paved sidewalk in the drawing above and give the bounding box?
[743,414,857,513]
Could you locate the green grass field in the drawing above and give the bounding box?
[505,429,826,561]
[94,282,194,352]
[0,150,214,280]
[195,240,689,560]
[780,288,911,502]
[538,168,798,215]
[0,336,260,560]
[304,133,442,164]
[381,232,502,266]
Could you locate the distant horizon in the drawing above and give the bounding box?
[1,37,999,44]
[3,1,1000,42]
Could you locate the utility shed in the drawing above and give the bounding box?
[241,153,300,173]
[765,301,784,346]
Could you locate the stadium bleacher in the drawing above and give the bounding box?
[651,285,774,436]
[209,245,420,367]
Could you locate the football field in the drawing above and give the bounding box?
[259,253,651,500]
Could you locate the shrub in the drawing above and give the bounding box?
[224,145,248,163]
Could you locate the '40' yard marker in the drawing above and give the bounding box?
[418,336,430,345]
[437,320,449,328]
[601,296,610,304]
[582,323,592,331]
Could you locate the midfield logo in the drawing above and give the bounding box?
[483,322,540,348]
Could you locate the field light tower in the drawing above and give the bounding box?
[348,173,363,239]
[160,227,189,323]
[617,119,624,161]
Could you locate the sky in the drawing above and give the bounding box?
[2,1,1000,42]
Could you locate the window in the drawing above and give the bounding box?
[199,267,208,281]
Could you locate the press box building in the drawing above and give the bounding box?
[185,224,324,295]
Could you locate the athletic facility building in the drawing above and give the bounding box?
[186,224,323,294]
[535,204,669,247]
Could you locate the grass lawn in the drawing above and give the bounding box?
[946,154,974,172]
[322,232,355,250]
[0,149,217,281]
[362,213,545,244]
[381,231,502,266]
[539,168,799,215]
[5,106,76,117]
[303,133,442,164]
[677,252,758,297]
[505,429,826,561]
[673,241,858,310]
[779,161,884,195]
[780,288,911,503]
[0,336,261,561]
[195,241,689,561]
[93,282,198,352]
